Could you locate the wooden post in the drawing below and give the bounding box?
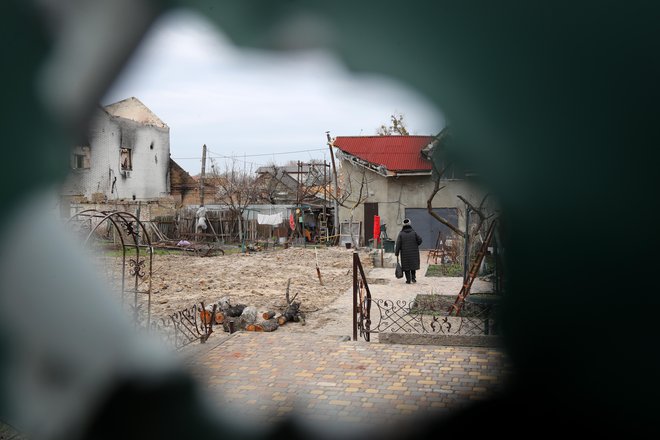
[219,211,225,243]
[207,215,220,243]
[352,250,358,341]
[200,144,207,205]
[323,160,327,223]
[326,132,340,239]
[463,204,471,284]
[315,247,323,285]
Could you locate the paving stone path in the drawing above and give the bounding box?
[184,332,510,433]
[303,251,493,338]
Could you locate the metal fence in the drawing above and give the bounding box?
[352,252,500,342]
[151,302,217,350]
[368,297,499,337]
[68,209,154,328]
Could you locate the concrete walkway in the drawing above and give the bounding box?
[303,250,493,338]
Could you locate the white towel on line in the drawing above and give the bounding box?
[257,212,284,225]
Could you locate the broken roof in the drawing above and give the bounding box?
[104,97,168,128]
[169,159,197,190]
[332,135,435,174]
[256,164,322,174]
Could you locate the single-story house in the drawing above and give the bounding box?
[332,134,483,249]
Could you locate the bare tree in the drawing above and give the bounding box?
[260,162,330,205]
[376,113,410,136]
[345,168,370,247]
[259,164,297,204]
[295,162,330,205]
[324,163,373,246]
[426,128,497,274]
[425,128,465,238]
[210,158,265,244]
[338,167,370,209]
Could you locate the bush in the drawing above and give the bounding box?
[425,263,463,277]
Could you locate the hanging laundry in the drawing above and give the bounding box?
[257,212,283,225]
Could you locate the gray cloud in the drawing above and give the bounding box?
[103,9,444,174]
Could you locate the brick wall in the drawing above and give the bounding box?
[68,198,177,222]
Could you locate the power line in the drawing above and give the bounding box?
[172,147,326,160]
[205,148,264,167]
[235,148,326,158]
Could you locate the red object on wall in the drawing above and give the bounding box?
[373,215,381,245]
[289,213,295,230]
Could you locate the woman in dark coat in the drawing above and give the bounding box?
[394,218,423,283]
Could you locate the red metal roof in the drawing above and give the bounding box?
[333,135,434,173]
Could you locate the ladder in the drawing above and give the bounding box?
[319,220,329,242]
[447,219,497,316]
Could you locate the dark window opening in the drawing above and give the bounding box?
[71,146,90,169]
[120,148,132,171]
[73,154,85,169]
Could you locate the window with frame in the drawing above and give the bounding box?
[71,146,90,170]
[120,148,132,171]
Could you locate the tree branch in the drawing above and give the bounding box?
[427,178,465,238]
[427,158,465,238]
[457,195,486,220]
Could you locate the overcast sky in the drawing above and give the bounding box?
[103,9,445,175]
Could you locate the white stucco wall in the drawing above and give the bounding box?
[62,109,170,201]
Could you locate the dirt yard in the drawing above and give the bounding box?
[100,246,491,338]
[143,246,372,333]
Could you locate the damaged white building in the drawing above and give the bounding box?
[61,97,171,202]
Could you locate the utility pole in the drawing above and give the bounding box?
[200,144,207,206]
[323,160,327,223]
[326,132,340,240]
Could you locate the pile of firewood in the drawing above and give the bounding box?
[202,278,305,333]
[277,279,306,326]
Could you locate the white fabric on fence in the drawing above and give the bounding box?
[257,212,283,225]
[195,206,208,230]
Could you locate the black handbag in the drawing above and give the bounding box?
[395,256,403,279]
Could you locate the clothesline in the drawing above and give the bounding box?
[257,212,285,226]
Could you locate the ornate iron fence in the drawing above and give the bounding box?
[68,209,154,328]
[368,297,498,337]
[353,252,499,342]
[151,302,217,350]
[67,210,224,350]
